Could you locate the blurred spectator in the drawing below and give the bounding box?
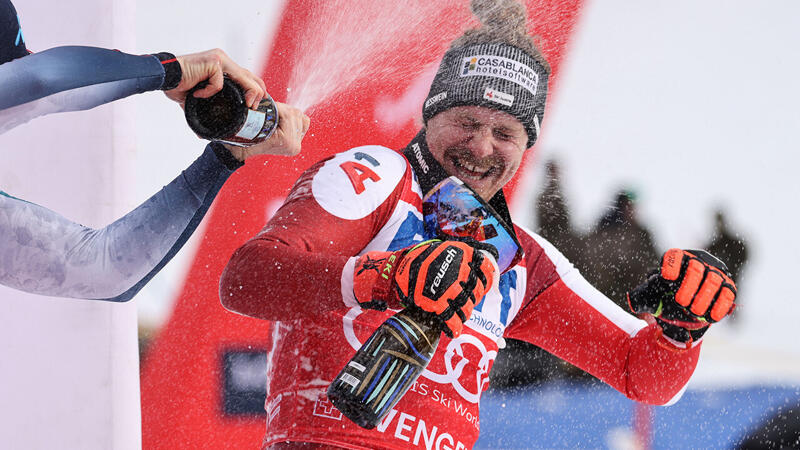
[737,403,800,449]
[495,169,662,388]
[535,160,582,263]
[496,167,748,395]
[489,338,571,389]
[579,190,660,309]
[706,209,749,284]
[561,188,658,381]
[494,159,592,386]
[534,161,659,307]
[705,209,749,323]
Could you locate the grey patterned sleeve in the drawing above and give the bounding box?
[0,143,235,301]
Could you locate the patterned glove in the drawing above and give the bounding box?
[353,240,497,338]
[627,248,737,344]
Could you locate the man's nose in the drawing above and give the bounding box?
[467,127,494,159]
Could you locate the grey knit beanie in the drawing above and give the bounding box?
[422,0,549,149]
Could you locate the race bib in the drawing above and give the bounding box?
[312,146,407,220]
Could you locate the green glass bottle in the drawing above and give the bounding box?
[327,306,441,429]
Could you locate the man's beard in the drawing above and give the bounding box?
[441,146,505,185]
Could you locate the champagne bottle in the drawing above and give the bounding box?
[184,75,278,147]
[330,176,513,429]
[327,306,441,429]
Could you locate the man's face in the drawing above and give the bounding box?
[425,106,528,201]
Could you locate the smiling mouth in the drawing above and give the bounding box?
[450,156,496,181]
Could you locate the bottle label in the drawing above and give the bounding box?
[235,109,267,140]
[328,310,440,429]
[338,372,361,389]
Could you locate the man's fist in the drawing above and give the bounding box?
[353,240,497,338]
[628,249,737,344]
[661,249,737,322]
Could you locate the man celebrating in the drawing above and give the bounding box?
[220,0,736,448]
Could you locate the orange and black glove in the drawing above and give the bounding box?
[627,248,737,345]
[353,240,497,338]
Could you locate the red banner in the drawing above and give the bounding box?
[141,1,583,447]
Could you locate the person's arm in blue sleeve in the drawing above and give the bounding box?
[0,46,182,134]
[1,95,308,301]
[0,41,311,301]
[0,99,309,301]
[0,142,236,301]
[0,45,272,134]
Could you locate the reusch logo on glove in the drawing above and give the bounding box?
[423,247,462,299]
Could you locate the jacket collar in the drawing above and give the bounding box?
[401,129,516,232]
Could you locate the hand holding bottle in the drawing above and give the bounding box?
[223,101,310,160]
[164,48,266,108]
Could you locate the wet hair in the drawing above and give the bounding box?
[451,0,550,74]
